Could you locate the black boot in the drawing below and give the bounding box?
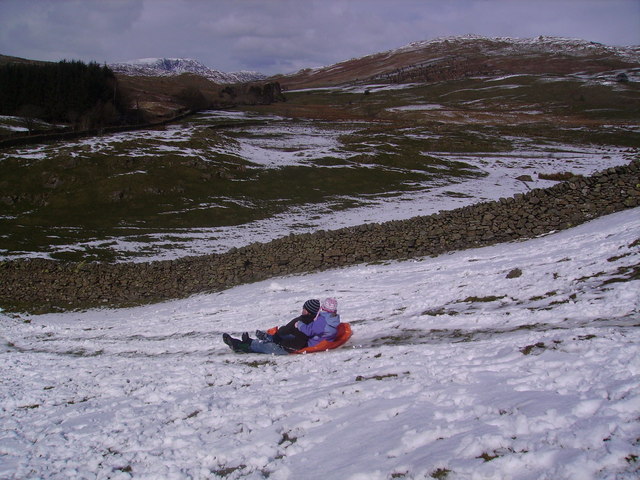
[222,333,237,349]
[223,333,251,353]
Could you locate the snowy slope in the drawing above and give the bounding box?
[109,58,266,84]
[1,207,639,479]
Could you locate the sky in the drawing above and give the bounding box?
[1,0,639,75]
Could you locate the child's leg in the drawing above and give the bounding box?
[248,339,289,355]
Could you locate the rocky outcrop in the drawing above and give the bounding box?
[1,160,638,313]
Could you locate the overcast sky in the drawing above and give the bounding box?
[1,0,639,75]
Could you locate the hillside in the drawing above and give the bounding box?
[0,54,48,66]
[113,73,284,122]
[276,35,640,90]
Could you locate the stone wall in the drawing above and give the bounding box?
[1,160,638,313]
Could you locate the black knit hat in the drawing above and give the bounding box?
[303,299,320,315]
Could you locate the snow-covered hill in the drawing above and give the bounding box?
[109,57,266,84]
[281,35,640,89]
[1,207,639,479]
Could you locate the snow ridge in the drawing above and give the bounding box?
[109,57,266,84]
[399,35,640,61]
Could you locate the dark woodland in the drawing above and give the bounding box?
[0,60,122,130]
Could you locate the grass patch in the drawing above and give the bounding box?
[212,465,246,477]
[477,452,501,462]
[538,171,576,181]
[373,333,416,346]
[355,373,403,382]
[422,307,460,316]
[506,268,522,278]
[442,191,474,198]
[431,468,451,479]
[371,324,563,347]
[520,342,547,355]
[240,359,276,368]
[391,472,409,478]
[529,291,558,301]
[607,252,632,262]
[600,265,640,285]
[461,295,506,303]
[577,334,597,341]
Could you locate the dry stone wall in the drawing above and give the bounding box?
[1,160,638,313]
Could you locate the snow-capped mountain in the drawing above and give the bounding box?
[109,57,266,84]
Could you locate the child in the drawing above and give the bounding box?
[296,297,340,347]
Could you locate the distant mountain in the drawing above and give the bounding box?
[109,57,266,84]
[279,35,640,90]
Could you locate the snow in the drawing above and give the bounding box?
[387,104,444,112]
[232,123,350,168]
[0,116,69,133]
[1,207,639,479]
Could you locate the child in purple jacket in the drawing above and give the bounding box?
[296,297,340,347]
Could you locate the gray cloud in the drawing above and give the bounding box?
[1,0,638,75]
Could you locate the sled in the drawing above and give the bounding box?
[266,322,352,354]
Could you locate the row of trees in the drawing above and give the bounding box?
[0,60,124,131]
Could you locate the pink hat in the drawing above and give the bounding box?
[321,297,338,313]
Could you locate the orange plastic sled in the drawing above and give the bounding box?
[266,322,353,354]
